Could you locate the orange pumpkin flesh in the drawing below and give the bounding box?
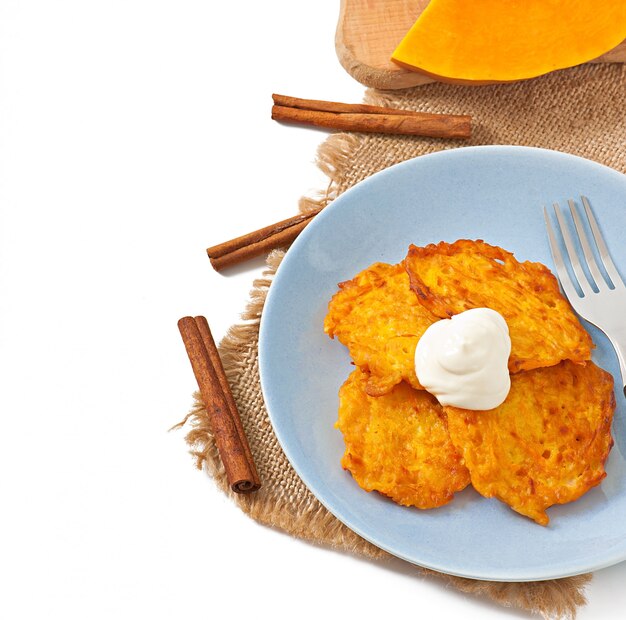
[391,0,626,83]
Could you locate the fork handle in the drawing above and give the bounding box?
[607,334,626,398]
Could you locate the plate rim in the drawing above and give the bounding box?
[258,144,626,581]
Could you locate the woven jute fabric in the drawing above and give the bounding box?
[177,63,626,619]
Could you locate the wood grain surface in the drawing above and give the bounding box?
[336,0,626,89]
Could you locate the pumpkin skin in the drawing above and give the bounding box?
[391,0,626,84]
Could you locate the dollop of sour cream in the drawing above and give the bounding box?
[415,308,511,410]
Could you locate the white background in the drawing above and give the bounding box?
[1,2,625,618]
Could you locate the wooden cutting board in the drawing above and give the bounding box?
[336,0,626,89]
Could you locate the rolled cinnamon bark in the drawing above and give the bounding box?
[178,316,261,493]
[272,93,436,117]
[207,208,322,272]
[271,94,471,139]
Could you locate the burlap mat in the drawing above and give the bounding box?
[177,63,626,619]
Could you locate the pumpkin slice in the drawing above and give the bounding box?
[391,0,626,83]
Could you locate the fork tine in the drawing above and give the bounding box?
[567,199,605,290]
[552,203,593,296]
[581,196,625,288]
[543,206,582,300]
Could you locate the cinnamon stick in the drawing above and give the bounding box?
[273,93,443,118]
[272,104,471,139]
[178,316,261,493]
[207,207,322,271]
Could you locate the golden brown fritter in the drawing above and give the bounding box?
[324,262,437,395]
[445,360,615,525]
[337,368,471,509]
[404,239,593,373]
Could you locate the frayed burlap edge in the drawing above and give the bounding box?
[174,251,387,558]
[176,131,592,619]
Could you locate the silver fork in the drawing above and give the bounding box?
[544,196,626,397]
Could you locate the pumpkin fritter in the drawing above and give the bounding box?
[324,262,438,396]
[445,360,615,525]
[337,368,471,509]
[404,239,593,372]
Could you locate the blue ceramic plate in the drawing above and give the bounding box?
[258,146,626,581]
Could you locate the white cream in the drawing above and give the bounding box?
[415,308,511,410]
